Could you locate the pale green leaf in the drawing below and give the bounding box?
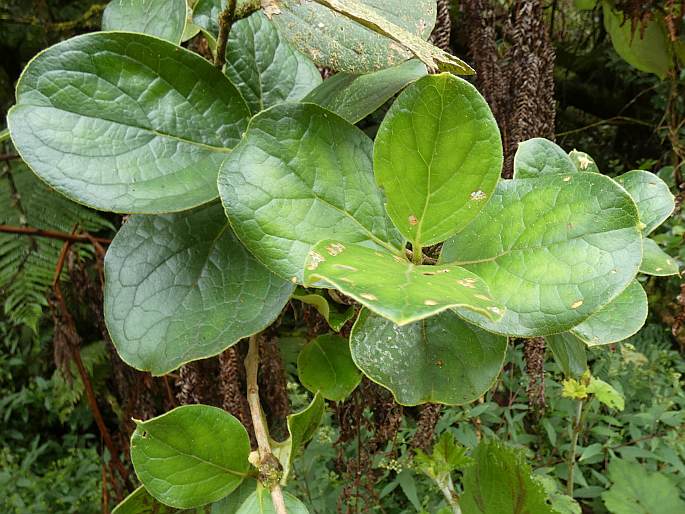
[568,149,600,173]
[236,487,309,514]
[545,333,588,378]
[441,173,642,337]
[304,240,503,325]
[374,73,502,246]
[640,238,679,276]
[602,459,685,514]
[415,432,472,480]
[292,289,355,331]
[614,170,674,234]
[587,377,624,410]
[297,334,361,401]
[303,59,426,124]
[104,203,294,375]
[461,440,559,514]
[269,0,438,73]
[218,102,403,283]
[224,12,322,115]
[8,32,250,213]
[102,0,187,43]
[130,405,251,509]
[350,309,507,406]
[514,138,577,179]
[570,280,648,345]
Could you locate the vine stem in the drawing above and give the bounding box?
[245,335,289,514]
[566,399,584,496]
[214,0,238,68]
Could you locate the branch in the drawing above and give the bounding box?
[245,335,289,514]
[214,0,238,68]
[0,225,111,245]
[0,154,20,162]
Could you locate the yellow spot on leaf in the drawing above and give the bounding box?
[408,215,418,226]
[326,242,345,256]
[571,300,583,309]
[424,299,438,306]
[360,293,378,301]
[306,251,325,271]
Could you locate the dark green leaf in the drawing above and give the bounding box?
[297,334,361,401]
[545,333,588,378]
[102,0,187,43]
[112,486,243,514]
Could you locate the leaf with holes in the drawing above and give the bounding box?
[130,405,251,508]
[8,32,250,213]
[569,279,647,345]
[640,238,679,276]
[224,12,321,115]
[104,203,294,375]
[374,73,502,246]
[291,289,355,331]
[350,309,507,405]
[304,59,426,124]
[441,173,642,337]
[545,332,588,378]
[513,138,577,179]
[297,334,361,400]
[305,240,504,325]
[614,170,674,234]
[268,0,438,73]
[102,0,187,43]
[218,102,403,283]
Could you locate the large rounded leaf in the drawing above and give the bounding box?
[269,0,435,73]
[102,0,187,43]
[513,138,577,179]
[224,12,321,115]
[218,103,403,282]
[614,170,674,235]
[8,32,250,213]
[442,173,642,337]
[131,405,251,509]
[569,279,647,345]
[350,309,507,406]
[640,237,679,276]
[297,334,361,401]
[104,203,294,375]
[374,73,502,247]
[112,486,238,513]
[304,240,503,325]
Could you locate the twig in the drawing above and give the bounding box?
[0,224,111,245]
[214,0,238,68]
[566,399,585,496]
[556,116,654,137]
[245,334,289,514]
[0,153,19,162]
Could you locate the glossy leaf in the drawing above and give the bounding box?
[192,0,257,40]
[102,0,187,43]
[614,170,674,234]
[268,0,438,73]
[568,149,600,173]
[374,73,502,246]
[130,405,250,509]
[513,138,577,178]
[545,333,588,378]
[225,12,321,115]
[218,102,403,282]
[292,289,355,331]
[303,59,426,124]
[104,203,294,375]
[442,173,642,337]
[297,334,361,400]
[569,280,648,345]
[236,486,309,514]
[603,2,673,79]
[461,439,559,514]
[304,240,503,325]
[640,237,679,276]
[8,32,250,213]
[112,486,239,514]
[350,309,507,406]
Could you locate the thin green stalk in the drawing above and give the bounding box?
[437,475,462,514]
[412,244,423,265]
[566,399,585,496]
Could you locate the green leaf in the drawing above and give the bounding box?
[192,0,259,40]
[297,334,362,401]
[236,486,309,514]
[461,439,559,514]
[102,0,187,43]
[224,12,322,115]
[587,377,624,410]
[374,73,502,246]
[304,240,504,325]
[292,289,355,331]
[130,405,251,509]
[268,0,438,73]
[545,333,588,378]
[415,432,472,480]
[112,485,244,513]
[8,32,250,214]
[603,2,673,79]
[104,203,294,375]
[602,459,685,514]
[350,309,507,406]
[568,149,600,173]
[441,173,642,337]
[303,59,426,124]
[640,238,679,276]
[514,138,577,179]
[569,280,648,345]
[218,102,403,283]
[614,170,674,234]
